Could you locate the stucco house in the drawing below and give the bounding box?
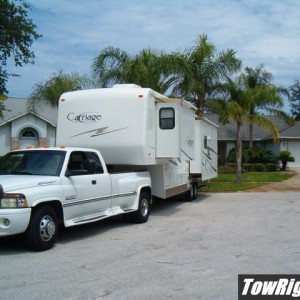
[0,98,57,155]
[1,98,299,168]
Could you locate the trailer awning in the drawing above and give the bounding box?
[155,97,197,111]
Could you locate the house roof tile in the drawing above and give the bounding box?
[0,98,58,127]
[205,114,300,141]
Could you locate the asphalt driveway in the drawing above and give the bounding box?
[1,191,300,300]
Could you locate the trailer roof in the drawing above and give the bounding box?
[195,116,219,128]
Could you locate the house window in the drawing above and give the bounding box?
[19,127,39,148]
[20,128,37,138]
[159,108,175,130]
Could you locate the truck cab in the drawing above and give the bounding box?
[0,147,151,251]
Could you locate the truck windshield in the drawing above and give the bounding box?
[0,150,66,176]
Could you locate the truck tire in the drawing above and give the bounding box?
[25,205,58,251]
[131,191,151,223]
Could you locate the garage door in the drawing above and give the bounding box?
[287,140,300,167]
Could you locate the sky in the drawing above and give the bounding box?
[6,0,300,110]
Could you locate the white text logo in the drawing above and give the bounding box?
[239,275,300,299]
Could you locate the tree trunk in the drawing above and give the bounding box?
[196,95,205,117]
[249,122,253,148]
[281,160,287,171]
[197,100,204,116]
[236,121,242,183]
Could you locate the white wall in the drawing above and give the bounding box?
[0,123,11,155]
[47,125,56,146]
[11,114,48,138]
[286,140,300,168]
[264,139,300,168]
[0,114,57,155]
[226,141,236,157]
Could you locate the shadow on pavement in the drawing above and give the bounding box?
[0,193,211,253]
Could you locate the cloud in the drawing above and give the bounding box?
[6,0,300,103]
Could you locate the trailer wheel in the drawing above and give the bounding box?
[25,205,58,251]
[131,191,151,223]
[185,182,198,201]
[192,182,198,200]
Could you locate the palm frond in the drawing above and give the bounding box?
[251,114,280,142]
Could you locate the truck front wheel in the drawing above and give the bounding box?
[25,205,58,251]
[131,191,151,223]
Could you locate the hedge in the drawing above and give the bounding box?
[219,163,278,173]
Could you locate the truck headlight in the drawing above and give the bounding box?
[0,195,28,208]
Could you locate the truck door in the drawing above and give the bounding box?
[62,151,112,222]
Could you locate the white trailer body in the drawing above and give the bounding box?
[56,85,196,199]
[190,117,218,181]
[57,85,195,165]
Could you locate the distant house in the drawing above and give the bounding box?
[0,98,57,155]
[206,114,300,168]
[1,98,299,168]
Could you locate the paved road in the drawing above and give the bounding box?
[1,192,300,300]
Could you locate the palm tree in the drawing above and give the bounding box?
[92,47,171,94]
[240,65,293,148]
[92,35,242,106]
[289,80,300,120]
[163,34,242,116]
[27,70,96,112]
[0,94,7,119]
[276,151,295,170]
[92,47,130,88]
[210,76,280,183]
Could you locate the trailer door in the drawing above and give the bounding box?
[156,103,180,158]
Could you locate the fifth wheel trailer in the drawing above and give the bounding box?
[190,116,218,181]
[56,84,218,200]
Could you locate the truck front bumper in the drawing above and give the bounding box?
[0,208,31,236]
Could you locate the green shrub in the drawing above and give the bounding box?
[227,146,276,164]
[242,163,255,172]
[220,162,279,173]
[218,157,226,167]
[265,163,278,172]
[219,164,237,174]
[276,150,295,170]
[254,163,265,172]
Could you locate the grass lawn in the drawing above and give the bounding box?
[201,172,295,192]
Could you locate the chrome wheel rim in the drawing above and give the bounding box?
[40,215,56,241]
[141,198,149,217]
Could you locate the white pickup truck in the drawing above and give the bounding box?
[0,147,151,251]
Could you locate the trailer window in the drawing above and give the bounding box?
[159,108,175,130]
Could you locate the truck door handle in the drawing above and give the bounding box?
[92,180,97,185]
